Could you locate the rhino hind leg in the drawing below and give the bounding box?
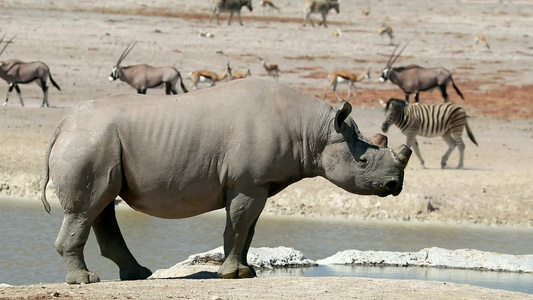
[92,201,152,280]
[55,212,100,284]
[218,186,268,279]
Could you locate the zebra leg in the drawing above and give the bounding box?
[228,12,235,25]
[407,136,425,168]
[441,133,459,169]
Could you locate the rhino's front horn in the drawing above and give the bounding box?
[369,133,388,148]
[392,144,412,168]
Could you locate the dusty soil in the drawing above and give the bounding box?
[0,0,532,298]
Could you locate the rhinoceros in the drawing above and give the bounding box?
[41,78,411,284]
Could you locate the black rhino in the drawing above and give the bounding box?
[41,79,411,284]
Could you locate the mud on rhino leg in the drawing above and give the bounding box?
[92,201,152,280]
[55,213,100,284]
[218,186,268,279]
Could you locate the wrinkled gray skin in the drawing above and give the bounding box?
[42,79,411,284]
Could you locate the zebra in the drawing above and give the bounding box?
[381,98,478,169]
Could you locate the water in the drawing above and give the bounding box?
[1,198,532,294]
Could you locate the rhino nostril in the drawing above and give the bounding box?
[385,180,399,191]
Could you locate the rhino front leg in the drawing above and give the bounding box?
[92,201,152,281]
[218,186,268,279]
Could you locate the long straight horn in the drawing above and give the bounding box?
[116,41,137,66]
[389,42,409,67]
[0,35,16,57]
[385,44,399,68]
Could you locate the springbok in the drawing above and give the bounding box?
[210,0,253,26]
[108,42,188,95]
[361,8,371,16]
[379,44,464,104]
[475,33,490,49]
[303,0,340,28]
[188,63,233,90]
[0,36,61,108]
[332,27,342,37]
[378,25,394,45]
[260,0,280,13]
[327,68,370,99]
[381,98,477,169]
[231,68,251,80]
[258,57,279,79]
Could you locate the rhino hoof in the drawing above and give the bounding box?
[120,265,152,281]
[217,264,256,279]
[65,270,100,284]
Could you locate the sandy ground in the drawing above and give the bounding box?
[1,0,532,298]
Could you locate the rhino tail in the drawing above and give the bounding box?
[42,123,62,214]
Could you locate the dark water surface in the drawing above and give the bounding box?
[1,198,531,294]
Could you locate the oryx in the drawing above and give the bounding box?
[379,44,464,104]
[209,0,253,26]
[108,42,188,95]
[0,36,61,107]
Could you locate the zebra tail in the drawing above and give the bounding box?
[451,77,464,100]
[465,119,478,146]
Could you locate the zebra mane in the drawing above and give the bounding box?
[385,98,406,112]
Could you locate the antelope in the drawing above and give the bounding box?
[475,33,490,49]
[378,25,394,46]
[0,36,61,108]
[327,68,370,99]
[381,98,477,169]
[188,62,233,90]
[231,68,251,80]
[332,27,342,37]
[303,0,340,28]
[108,42,188,95]
[210,0,253,26]
[379,44,465,104]
[260,0,280,13]
[258,57,279,79]
[362,8,371,16]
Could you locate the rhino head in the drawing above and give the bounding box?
[319,101,411,197]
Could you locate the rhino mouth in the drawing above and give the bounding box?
[379,179,402,197]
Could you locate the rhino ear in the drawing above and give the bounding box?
[334,101,352,132]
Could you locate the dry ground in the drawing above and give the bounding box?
[0,0,532,298]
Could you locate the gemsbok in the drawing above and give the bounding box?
[258,57,279,80]
[381,98,477,169]
[108,42,188,95]
[188,63,233,90]
[379,44,464,104]
[231,68,251,80]
[327,68,370,99]
[0,35,61,107]
[210,0,253,26]
[303,0,340,28]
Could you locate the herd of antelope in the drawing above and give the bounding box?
[1,0,488,109]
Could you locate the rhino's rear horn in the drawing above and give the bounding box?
[392,144,412,168]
